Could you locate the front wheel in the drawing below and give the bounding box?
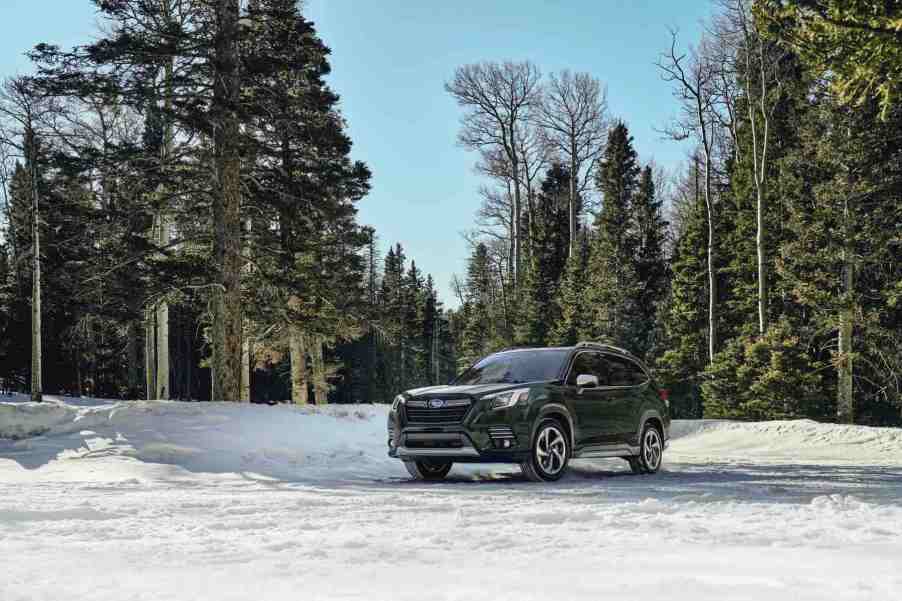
[521,418,570,482]
[404,459,453,481]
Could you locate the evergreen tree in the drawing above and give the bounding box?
[584,121,642,346]
[631,165,669,359]
[777,90,902,423]
[516,164,570,346]
[550,230,591,346]
[656,158,709,418]
[457,243,499,367]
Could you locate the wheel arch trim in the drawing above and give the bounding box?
[637,409,666,443]
[534,403,576,450]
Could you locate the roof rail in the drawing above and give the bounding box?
[575,341,635,356]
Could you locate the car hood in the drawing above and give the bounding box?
[404,382,543,398]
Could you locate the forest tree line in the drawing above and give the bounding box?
[0,0,457,404]
[445,0,902,425]
[0,0,899,423]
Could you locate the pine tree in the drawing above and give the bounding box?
[631,165,669,359]
[656,157,709,418]
[550,230,591,346]
[516,165,570,346]
[777,90,902,423]
[241,0,371,403]
[584,122,642,346]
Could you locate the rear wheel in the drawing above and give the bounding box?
[404,459,453,481]
[636,422,663,474]
[627,457,644,474]
[521,418,570,482]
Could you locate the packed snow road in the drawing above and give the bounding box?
[2,397,902,600]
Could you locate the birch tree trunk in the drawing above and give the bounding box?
[211,0,243,402]
[145,307,155,399]
[29,132,41,403]
[702,143,717,364]
[569,150,578,256]
[511,154,521,284]
[127,322,140,396]
[312,336,327,406]
[837,197,854,423]
[153,20,174,400]
[289,326,308,405]
[240,336,251,402]
[155,214,170,400]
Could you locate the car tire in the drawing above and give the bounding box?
[404,459,453,481]
[636,422,664,474]
[520,418,570,482]
[627,456,644,474]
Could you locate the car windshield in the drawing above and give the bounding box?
[453,349,571,385]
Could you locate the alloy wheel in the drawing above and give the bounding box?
[642,426,663,472]
[535,424,567,476]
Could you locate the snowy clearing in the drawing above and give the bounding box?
[2,396,902,601]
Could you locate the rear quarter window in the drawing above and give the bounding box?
[603,355,649,386]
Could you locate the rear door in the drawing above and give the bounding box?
[565,351,621,446]
[600,353,651,444]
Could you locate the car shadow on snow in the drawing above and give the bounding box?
[373,459,902,506]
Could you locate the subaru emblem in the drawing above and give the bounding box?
[428,398,446,409]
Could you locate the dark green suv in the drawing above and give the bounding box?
[387,342,670,482]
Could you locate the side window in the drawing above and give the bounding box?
[566,352,607,385]
[603,355,648,386]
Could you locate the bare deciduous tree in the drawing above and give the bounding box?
[658,30,724,365]
[535,70,609,256]
[0,77,54,402]
[711,0,786,335]
[445,61,542,283]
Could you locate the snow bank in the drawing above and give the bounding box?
[3,396,902,486]
[670,418,902,465]
[0,396,403,482]
[0,400,79,439]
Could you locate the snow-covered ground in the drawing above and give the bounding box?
[2,395,901,601]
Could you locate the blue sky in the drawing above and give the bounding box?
[2,0,713,308]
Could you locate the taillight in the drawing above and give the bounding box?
[658,389,670,407]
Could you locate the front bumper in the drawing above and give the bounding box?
[387,411,529,463]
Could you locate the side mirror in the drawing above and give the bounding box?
[576,374,599,388]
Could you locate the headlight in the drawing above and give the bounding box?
[483,388,530,411]
[391,394,406,412]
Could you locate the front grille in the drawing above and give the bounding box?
[405,398,472,424]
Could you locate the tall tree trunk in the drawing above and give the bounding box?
[240,335,251,402]
[184,313,193,400]
[211,0,243,402]
[155,215,170,400]
[837,197,854,423]
[127,321,141,397]
[28,128,42,403]
[312,336,327,405]
[289,326,308,405]
[74,348,82,398]
[569,147,577,257]
[153,49,174,400]
[511,155,521,284]
[703,149,717,364]
[755,185,767,334]
[145,307,155,399]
